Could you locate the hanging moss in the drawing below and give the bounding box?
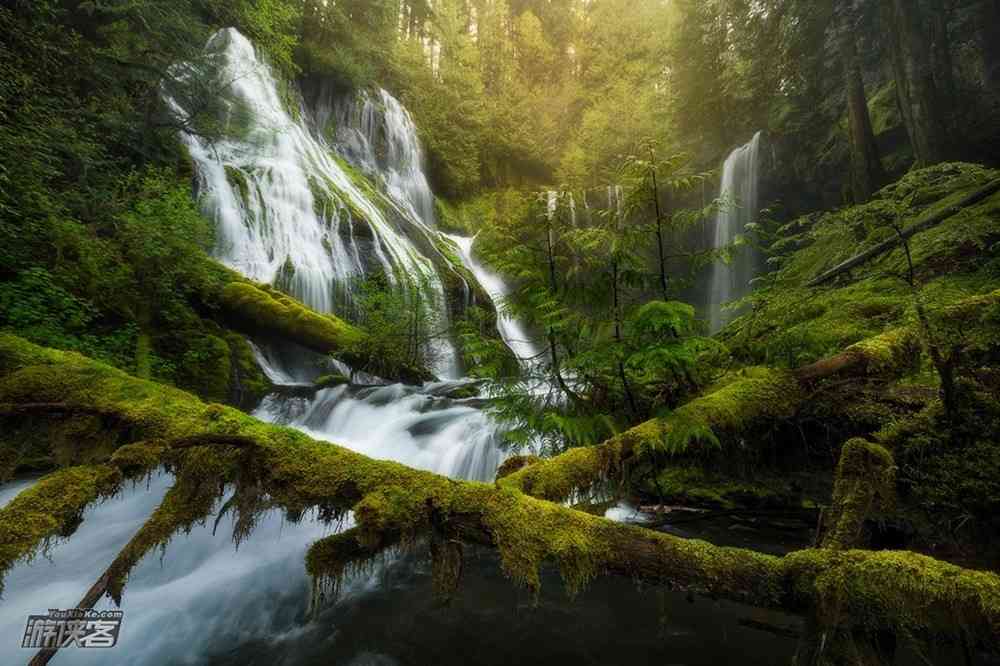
[2,333,1000,649]
[0,464,122,593]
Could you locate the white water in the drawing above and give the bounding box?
[707,131,763,332]
[445,234,542,368]
[168,28,511,482]
[168,28,459,378]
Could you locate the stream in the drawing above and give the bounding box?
[1,27,987,666]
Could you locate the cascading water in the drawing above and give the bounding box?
[445,235,542,368]
[163,27,507,480]
[706,131,763,332]
[168,28,458,377]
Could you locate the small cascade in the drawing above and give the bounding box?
[255,382,504,481]
[323,89,437,229]
[445,234,543,369]
[707,131,763,332]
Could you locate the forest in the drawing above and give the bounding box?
[1,0,1000,664]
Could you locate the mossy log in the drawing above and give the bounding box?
[1,334,999,653]
[806,177,1000,287]
[214,280,434,384]
[501,327,922,503]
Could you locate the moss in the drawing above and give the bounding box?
[224,332,270,408]
[218,281,365,353]
[632,367,802,458]
[784,548,1000,642]
[0,464,122,592]
[499,444,622,503]
[109,441,166,476]
[640,466,794,510]
[3,334,1000,646]
[734,163,1000,366]
[175,334,232,404]
[822,439,896,550]
[495,455,539,480]
[224,166,251,205]
[314,373,349,390]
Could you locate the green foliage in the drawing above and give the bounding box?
[730,163,1000,365]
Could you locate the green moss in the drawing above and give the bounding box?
[500,444,621,503]
[219,281,364,352]
[224,333,270,408]
[784,548,1000,640]
[175,334,232,403]
[3,333,1000,645]
[822,439,896,549]
[0,464,122,592]
[224,166,251,205]
[314,373,349,390]
[638,367,801,457]
[641,466,793,510]
[734,163,1000,366]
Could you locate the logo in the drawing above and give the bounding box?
[22,609,123,649]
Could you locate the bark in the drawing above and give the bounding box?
[881,0,948,165]
[806,177,1000,287]
[838,11,885,203]
[983,0,1000,94]
[650,162,669,300]
[929,0,956,103]
[0,334,999,651]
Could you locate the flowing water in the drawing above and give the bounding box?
[707,131,764,332]
[0,31,811,666]
[444,235,542,368]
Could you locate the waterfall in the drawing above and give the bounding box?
[707,131,763,332]
[445,235,543,368]
[160,27,512,482]
[167,28,459,378]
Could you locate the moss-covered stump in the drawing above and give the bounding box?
[1,333,1000,652]
[213,279,434,384]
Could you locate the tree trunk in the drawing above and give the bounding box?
[650,163,669,300]
[982,0,1000,94]
[838,12,886,203]
[881,0,948,165]
[929,0,956,103]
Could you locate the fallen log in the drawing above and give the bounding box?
[0,334,998,652]
[806,178,1000,288]
[213,279,434,384]
[501,326,922,503]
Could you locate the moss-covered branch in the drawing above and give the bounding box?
[1,334,999,650]
[501,326,923,503]
[212,279,434,384]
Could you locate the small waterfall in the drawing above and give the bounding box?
[445,235,543,368]
[707,131,763,332]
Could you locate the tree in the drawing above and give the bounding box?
[880,0,949,165]
[837,3,886,202]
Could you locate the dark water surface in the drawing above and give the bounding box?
[1,474,995,666]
